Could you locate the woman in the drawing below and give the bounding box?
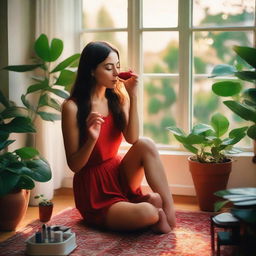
[61,41,176,233]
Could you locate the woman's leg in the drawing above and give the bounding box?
[119,137,176,228]
[105,201,171,233]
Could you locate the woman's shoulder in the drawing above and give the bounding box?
[62,98,78,114]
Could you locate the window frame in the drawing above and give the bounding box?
[79,0,256,151]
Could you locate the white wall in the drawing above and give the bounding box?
[7,0,35,151]
[62,150,256,196]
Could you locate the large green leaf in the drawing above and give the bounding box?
[21,94,34,111]
[55,70,76,86]
[15,147,39,159]
[48,88,69,99]
[49,38,63,62]
[183,144,198,154]
[210,64,236,78]
[186,134,205,144]
[211,113,229,137]
[1,106,28,119]
[224,100,256,123]
[244,88,256,104]
[191,123,212,135]
[247,125,256,140]
[26,80,49,94]
[15,175,35,190]
[232,208,256,224]
[214,200,230,212]
[235,71,256,82]
[233,45,256,69]
[221,134,245,146]
[0,117,36,133]
[23,159,51,182]
[166,127,185,137]
[34,34,63,62]
[212,81,242,97]
[0,171,20,196]
[37,111,61,121]
[0,140,15,151]
[38,94,61,111]
[51,54,81,73]
[3,64,42,72]
[229,126,248,136]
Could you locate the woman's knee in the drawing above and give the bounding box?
[133,137,158,156]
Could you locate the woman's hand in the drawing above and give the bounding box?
[122,72,138,97]
[86,112,105,141]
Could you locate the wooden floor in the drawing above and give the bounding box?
[0,188,199,242]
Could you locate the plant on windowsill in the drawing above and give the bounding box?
[34,194,53,222]
[210,45,256,162]
[2,33,80,204]
[0,89,52,231]
[167,112,248,211]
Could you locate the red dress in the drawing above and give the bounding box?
[73,113,144,227]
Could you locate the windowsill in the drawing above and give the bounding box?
[119,142,254,158]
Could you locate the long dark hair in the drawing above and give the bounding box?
[69,41,126,144]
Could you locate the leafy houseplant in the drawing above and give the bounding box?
[3,33,80,124]
[210,45,256,161]
[167,112,247,163]
[34,194,53,222]
[0,90,51,230]
[0,90,52,197]
[3,33,80,203]
[167,112,247,211]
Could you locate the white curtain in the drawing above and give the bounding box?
[30,0,80,204]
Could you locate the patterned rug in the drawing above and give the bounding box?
[0,208,229,256]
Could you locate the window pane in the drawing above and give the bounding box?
[143,32,179,73]
[193,31,254,74]
[193,77,251,147]
[81,32,128,67]
[142,0,178,28]
[82,0,127,29]
[143,76,179,145]
[193,0,255,27]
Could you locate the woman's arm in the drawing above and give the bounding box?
[61,100,103,173]
[122,75,140,144]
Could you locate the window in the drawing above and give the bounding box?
[80,0,256,149]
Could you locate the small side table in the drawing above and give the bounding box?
[210,212,240,256]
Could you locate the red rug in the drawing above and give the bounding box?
[0,208,229,256]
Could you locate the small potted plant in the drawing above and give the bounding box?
[34,194,53,222]
[167,112,248,211]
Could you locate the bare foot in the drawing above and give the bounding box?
[151,208,172,234]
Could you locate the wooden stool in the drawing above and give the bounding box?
[210,212,240,256]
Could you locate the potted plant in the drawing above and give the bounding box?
[0,90,52,231]
[3,33,80,204]
[210,45,256,161]
[214,187,256,255]
[34,194,53,222]
[167,112,247,211]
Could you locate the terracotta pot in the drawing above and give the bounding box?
[188,157,232,212]
[0,189,30,231]
[253,140,256,163]
[39,204,53,222]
